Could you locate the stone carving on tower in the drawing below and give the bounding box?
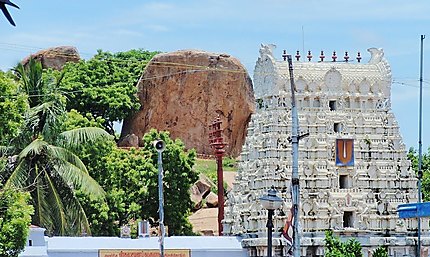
[223,44,426,256]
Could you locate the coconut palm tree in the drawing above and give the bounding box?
[2,58,108,235]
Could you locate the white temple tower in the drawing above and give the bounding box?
[223,44,428,256]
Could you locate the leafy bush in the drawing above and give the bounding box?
[372,246,388,257]
[0,189,34,257]
[324,230,363,257]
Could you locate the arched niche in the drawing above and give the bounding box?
[359,78,371,94]
[308,81,319,92]
[349,81,358,94]
[324,68,342,91]
[295,77,307,93]
[371,82,380,94]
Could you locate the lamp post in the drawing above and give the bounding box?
[154,139,166,257]
[260,186,283,257]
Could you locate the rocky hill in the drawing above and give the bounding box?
[120,49,255,157]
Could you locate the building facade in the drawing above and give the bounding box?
[223,44,428,256]
[20,227,247,257]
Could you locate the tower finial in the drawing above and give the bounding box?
[319,50,325,62]
[307,50,312,61]
[295,50,301,61]
[282,50,287,61]
[332,51,337,62]
[356,52,362,63]
[344,51,349,62]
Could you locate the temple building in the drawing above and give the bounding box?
[223,44,428,256]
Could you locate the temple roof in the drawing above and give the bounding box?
[253,44,392,100]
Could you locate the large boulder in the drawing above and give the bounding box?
[190,174,214,210]
[22,46,80,70]
[121,50,255,156]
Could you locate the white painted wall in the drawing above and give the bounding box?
[20,227,247,257]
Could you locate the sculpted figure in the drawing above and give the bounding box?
[259,43,276,59]
[368,48,384,64]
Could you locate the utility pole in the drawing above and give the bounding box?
[417,34,425,257]
[287,55,301,257]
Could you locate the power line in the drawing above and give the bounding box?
[1,41,429,91]
[3,42,429,82]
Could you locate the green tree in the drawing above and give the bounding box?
[1,59,108,236]
[0,189,34,257]
[0,71,27,146]
[324,230,363,257]
[73,129,198,236]
[141,130,198,235]
[62,109,105,130]
[408,147,430,201]
[83,146,153,236]
[59,49,159,136]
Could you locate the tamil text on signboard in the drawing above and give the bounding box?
[99,249,190,257]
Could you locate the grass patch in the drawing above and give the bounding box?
[194,157,237,176]
[193,157,237,194]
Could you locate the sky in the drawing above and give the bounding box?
[1,0,429,151]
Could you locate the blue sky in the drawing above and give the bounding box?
[1,0,429,151]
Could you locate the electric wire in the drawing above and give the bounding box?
[1,42,429,100]
[3,42,430,82]
[1,78,427,100]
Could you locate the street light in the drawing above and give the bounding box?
[154,139,166,257]
[260,186,283,257]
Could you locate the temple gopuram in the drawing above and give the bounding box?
[223,44,428,256]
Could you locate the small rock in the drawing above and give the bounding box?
[205,192,218,208]
[118,134,139,148]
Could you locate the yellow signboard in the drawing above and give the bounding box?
[99,249,190,257]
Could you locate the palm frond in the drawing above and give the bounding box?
[54,160,105,199]
[63,194,92,236]
[47,145,87,172]
[58,127,110,148]
[4,158,30,189]
[15,59,44,106]
[47,145,105,199]
[18,139,48,159]
[14,62,30,93]
[44,170,67,235]
[33,164,53,231]
[25,100,65,139]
